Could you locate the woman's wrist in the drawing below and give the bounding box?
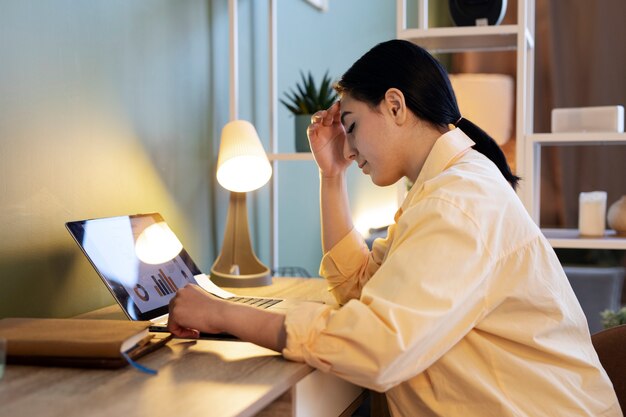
[320,172,349,197]
[319,169,347,181]
[207,298,231,334]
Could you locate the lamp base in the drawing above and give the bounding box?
[209,266,272,288]
[211,191,272,288]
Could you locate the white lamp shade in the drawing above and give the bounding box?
[216,120,272,193]
[449,73,514,145]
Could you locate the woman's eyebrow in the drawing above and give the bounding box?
[340,111,352,126]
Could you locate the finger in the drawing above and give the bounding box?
[180,328,200,339]
[168,293,179,310]
[323,102,341,126]
[333,107,341,124]
[175,327,200,339]
[322,111,334,126]
[311,111,324,124]
[328,101,340,117]
[167,319,200,339]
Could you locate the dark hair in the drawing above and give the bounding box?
[335,39,520,189]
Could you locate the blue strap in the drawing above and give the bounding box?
[121,352,158,375]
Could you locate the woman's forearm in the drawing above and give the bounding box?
[320,173,354,253]
[220,302,287,352]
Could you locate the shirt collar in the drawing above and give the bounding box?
[395,128,475,220]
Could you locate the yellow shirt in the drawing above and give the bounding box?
[282,128,622,417]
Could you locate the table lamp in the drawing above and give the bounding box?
[210,120,273,287]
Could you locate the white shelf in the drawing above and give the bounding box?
[542,228,626,250]
[397,25,533,53]
[268,153,315,161]
[529,132,626,146]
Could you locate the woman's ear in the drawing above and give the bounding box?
[383,88,407,125]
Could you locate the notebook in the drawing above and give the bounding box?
[66,213,298,337]
[0,317,171,369]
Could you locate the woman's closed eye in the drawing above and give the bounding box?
[346,122,355,134]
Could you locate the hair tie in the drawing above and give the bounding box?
[454,116,463,127]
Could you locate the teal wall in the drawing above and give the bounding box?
[0,0,397,318]
[273,1,397,276]
[0,0,214,318]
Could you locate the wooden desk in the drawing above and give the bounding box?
[0,278,364,417]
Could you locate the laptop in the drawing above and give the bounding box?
[66,213,299,337]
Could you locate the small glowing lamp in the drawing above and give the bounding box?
[210,120,273,287]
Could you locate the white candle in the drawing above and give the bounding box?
[578,191,607,237]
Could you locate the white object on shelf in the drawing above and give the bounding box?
[551,105,624,133]
[449,73,514,145]
[578,191,607,237]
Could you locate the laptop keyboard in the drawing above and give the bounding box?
[227,296,281,309]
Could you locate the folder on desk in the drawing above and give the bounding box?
[0,318,171,369]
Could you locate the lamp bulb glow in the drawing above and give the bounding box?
[215,120,272,193]
[135,222,184,265]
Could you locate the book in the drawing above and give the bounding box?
[0,318,172,369]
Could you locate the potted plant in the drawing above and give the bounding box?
[280,71,337,152]
[601,307,626,329]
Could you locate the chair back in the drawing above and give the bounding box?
[592,324,626,412]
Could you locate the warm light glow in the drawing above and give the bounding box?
[217,155,272,192]
[216,120,272,192]
[354,202,398,237]
[135,222,183,264]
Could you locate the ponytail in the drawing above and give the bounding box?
[455,117,520,190]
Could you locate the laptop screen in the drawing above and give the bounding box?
[66,213,202,321]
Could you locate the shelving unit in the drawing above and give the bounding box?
[397,0,534,214]
[268,153,315,161]
[527,133,626,250]
[397,0,626,251]
[266,1,317,270]
[529,132,626,145]
[543,229,626,250]
[398,25,532,53]
[526,133,626,205]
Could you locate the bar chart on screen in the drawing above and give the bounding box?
[151,269,178,297]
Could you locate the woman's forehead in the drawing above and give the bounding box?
[341,96,383,118]
[339,95,364,112]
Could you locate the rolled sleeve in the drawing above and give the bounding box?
[282,302,334,372]
[319,228,372,304]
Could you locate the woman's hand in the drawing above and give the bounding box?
[167,284,288,352]
[167,284,225,338]
[308,101,352,177]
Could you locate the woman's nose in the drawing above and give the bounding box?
[343,136,357,161]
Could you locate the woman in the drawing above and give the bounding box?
[168,40,621,416]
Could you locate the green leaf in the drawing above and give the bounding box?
[280,70,338,115]
[601,307,626,329]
